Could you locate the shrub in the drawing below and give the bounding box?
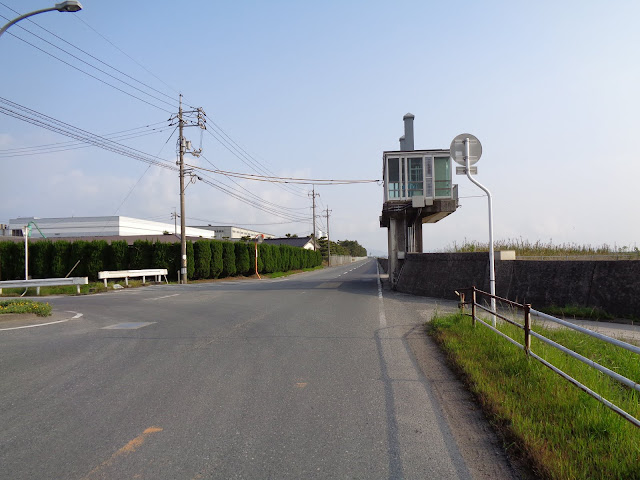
[210,240,223,278]
[130,240,153,269]
[68,240,89,277]
[51,241,71,278]
[0,241,23,280]
[259,244,274,273]
[153,241,174,271]
[85,240,109,280]
[29,240,53,279]
[194,240,211,279]
[235,242,251,276]
[109,240,129,270]
[186,241,195,280]
[221,242,236,277]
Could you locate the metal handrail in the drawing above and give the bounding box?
[531,308,640,355]
[457,286,640,429]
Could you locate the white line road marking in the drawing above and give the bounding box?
[145,294,181,301]
[0,311,83,331]
[376,262,387,328]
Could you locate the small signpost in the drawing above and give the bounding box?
[450,133,496,326]
[255,234,264,279]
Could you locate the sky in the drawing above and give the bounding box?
[1,1,639,256]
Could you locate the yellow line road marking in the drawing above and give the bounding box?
[81,427,162,479]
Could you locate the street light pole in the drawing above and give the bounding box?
[0,1,82,38]
[464,137,497,326]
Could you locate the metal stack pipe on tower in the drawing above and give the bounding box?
[403,113,415,151]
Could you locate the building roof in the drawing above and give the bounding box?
[0,234,206,245]
[263,236,317,249]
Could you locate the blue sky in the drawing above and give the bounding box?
[1,1,639,255]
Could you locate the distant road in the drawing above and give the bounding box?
[0,259,516,479]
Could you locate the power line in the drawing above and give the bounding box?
[186,217,303,227]
[204,119,309,198]
[0,2,177,106]
[0,126,173,158]
[200,154,309,213]
[0,19,173,113]
[75,15,184,103]
[197,176,309,222]
[0,96,177,170]
[0,97,311,223]
[185,163,381,185]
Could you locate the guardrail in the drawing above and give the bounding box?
[457,286,640,429]
[0,277,88,295]
[98,269,168,287]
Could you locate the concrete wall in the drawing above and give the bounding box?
[393,253,640,318]
[330,255,368,266]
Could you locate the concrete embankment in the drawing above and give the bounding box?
[379,253,640,318]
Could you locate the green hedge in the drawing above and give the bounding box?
[0,238,322,282]
[109,240,129,270]
[210,240,223,278]
[221,241,236,277]
[194,240,211,280]
[234,242,251,276]
[51,241,71,278]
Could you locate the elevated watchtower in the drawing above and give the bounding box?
[380,114,459,287]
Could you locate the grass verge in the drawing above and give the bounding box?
[428,312,640,479]
[0,280,153,297]
[267,266,323,278]
[0,299,52,317]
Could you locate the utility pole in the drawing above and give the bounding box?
[178,95,186,283]
[325,206,332,266]
[171,94,206,284]
[308,185,319,250]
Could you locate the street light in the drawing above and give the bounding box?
[0,1,82,38]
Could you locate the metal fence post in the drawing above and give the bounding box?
[524,303,531,355]
[471,287,477,327]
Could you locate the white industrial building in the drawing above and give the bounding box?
[192,225,275,240]
[6,216,216,239]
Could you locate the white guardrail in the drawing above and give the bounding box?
[0,277,88,295]
[98,269,168,287]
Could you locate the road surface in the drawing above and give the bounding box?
[0,259,516,479]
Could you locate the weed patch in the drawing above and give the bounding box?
[429,313,640,479]
[0,299,52,317]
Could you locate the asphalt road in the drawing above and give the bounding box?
[0,259,516,479]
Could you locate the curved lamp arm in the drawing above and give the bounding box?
[0,1,82,38]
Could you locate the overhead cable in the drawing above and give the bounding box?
[0,96,176,170]
[186,163,381,185]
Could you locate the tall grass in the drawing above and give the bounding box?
[429,313,640,479]
[443,238,639,257]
